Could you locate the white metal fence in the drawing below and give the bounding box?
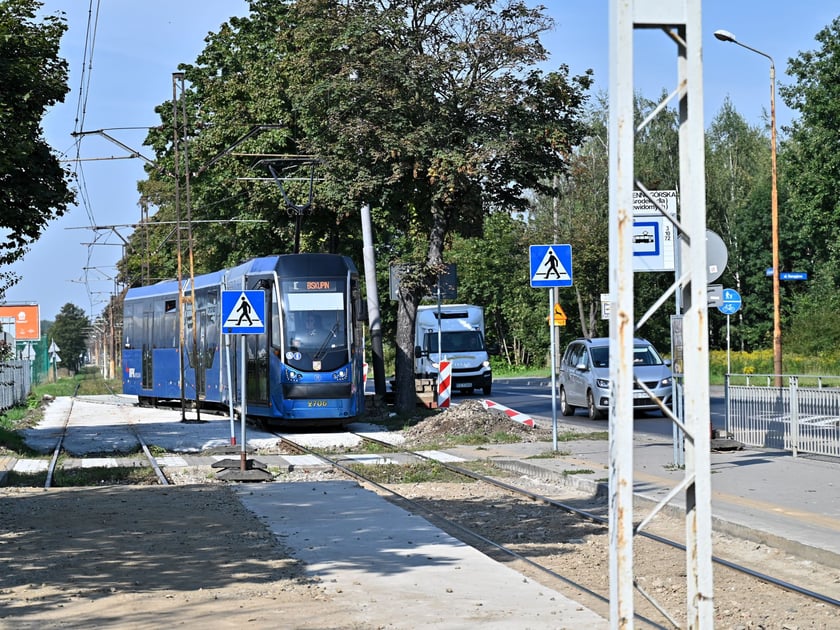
[726,374,840,458]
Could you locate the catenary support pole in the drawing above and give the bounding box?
[361,203,387,398]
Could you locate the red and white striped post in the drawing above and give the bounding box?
[482,399,535,427]
[437,360,451,408]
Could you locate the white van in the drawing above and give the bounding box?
[414,304,492,395]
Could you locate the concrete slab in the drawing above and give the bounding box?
[419,450,466,463]
[13,459,48,473]
[79,457,119,468]
[235,480,608,629]
[157,455,190,467]
[283,454,330,467]
[341,453,399,465]
[23,396,283,455]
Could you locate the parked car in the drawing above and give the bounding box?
[558,337,672,419]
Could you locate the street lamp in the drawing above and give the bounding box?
[714,29,782,387]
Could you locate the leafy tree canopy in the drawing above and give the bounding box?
[128,0,594,411]
[780,16,840,290]
[50,302,89,373]
[0,0,75,297]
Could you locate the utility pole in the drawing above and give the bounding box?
[609,1,713,626]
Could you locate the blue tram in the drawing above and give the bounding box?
[122,253,366,426]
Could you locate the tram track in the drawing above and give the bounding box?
[276,431,840,628]
[42,387,170,488]
[14,391,840,626]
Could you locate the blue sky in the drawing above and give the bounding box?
[6,1,837,321]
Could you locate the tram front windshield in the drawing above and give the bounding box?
[281,281,348,369]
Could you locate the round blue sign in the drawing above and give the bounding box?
[718,288,742,315]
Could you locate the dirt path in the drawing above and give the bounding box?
[0,485,352,630]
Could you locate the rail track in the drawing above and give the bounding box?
[42,388,169,488]
[13,391,840,627]
[276,430,840,628]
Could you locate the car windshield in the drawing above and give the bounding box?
[588,343,664,368]
[423,331,484,354]
[633,344,664,365]
[590,347,609,367]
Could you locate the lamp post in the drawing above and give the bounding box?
[714,29,782,387]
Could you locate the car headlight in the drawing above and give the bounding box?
[596,378,609,389]
[661,377,672,387]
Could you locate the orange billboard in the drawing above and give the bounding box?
[0,304,41,340]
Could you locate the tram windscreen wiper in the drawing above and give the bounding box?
[314,323,339,360]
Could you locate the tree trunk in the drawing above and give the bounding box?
[394,286,419,412]
[393,200,449,414]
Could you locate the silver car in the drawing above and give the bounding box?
[558,337,672,419]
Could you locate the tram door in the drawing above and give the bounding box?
[141,311,153,390]
[245,285,271,404]
[193,309,207,398]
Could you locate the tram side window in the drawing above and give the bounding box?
[157,298,178,348]
[124,303,136,348]
[161,311,177,348]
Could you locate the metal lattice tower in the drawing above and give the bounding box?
[608,1,713,627]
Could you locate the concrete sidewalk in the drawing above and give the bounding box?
[235,480,608,629]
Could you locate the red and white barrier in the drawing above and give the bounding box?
[362,362,368,392]
[482,399,535,427]
[437,360,451,408]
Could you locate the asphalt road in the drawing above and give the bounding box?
[456,377,725,437]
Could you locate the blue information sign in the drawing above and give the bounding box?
[767,268,809,281]
[529,244,573,288]
[717,288,742,316]
[221,290,266,334]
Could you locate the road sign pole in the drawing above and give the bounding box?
[240,334,247,471]
[549,288,558,451]
[727,314,731,376]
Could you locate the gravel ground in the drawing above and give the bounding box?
[2,401,840,628]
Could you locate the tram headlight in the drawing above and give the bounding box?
[285,368,303,381]
[332,368,349,382]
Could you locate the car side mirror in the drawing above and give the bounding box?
[575,362,588,371]
[414,345,425,359]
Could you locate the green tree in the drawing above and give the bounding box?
[50,303,90,373]
[531,96,610,341]
[779,16,840,352]
[704,99,773,351]
[448,212,549,367]
[528,92,680,353]
[127,0,593,412]
[0,0,74,297]
[281,0,593,410]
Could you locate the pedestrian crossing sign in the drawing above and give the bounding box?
[529,244,573,288]
[222,290,266,334]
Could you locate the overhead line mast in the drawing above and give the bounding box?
[609,1,713,626]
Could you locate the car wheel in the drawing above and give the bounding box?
[587,390,604,419]
[559,387,575,416]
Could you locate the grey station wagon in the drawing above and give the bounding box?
[558,337,672,419]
